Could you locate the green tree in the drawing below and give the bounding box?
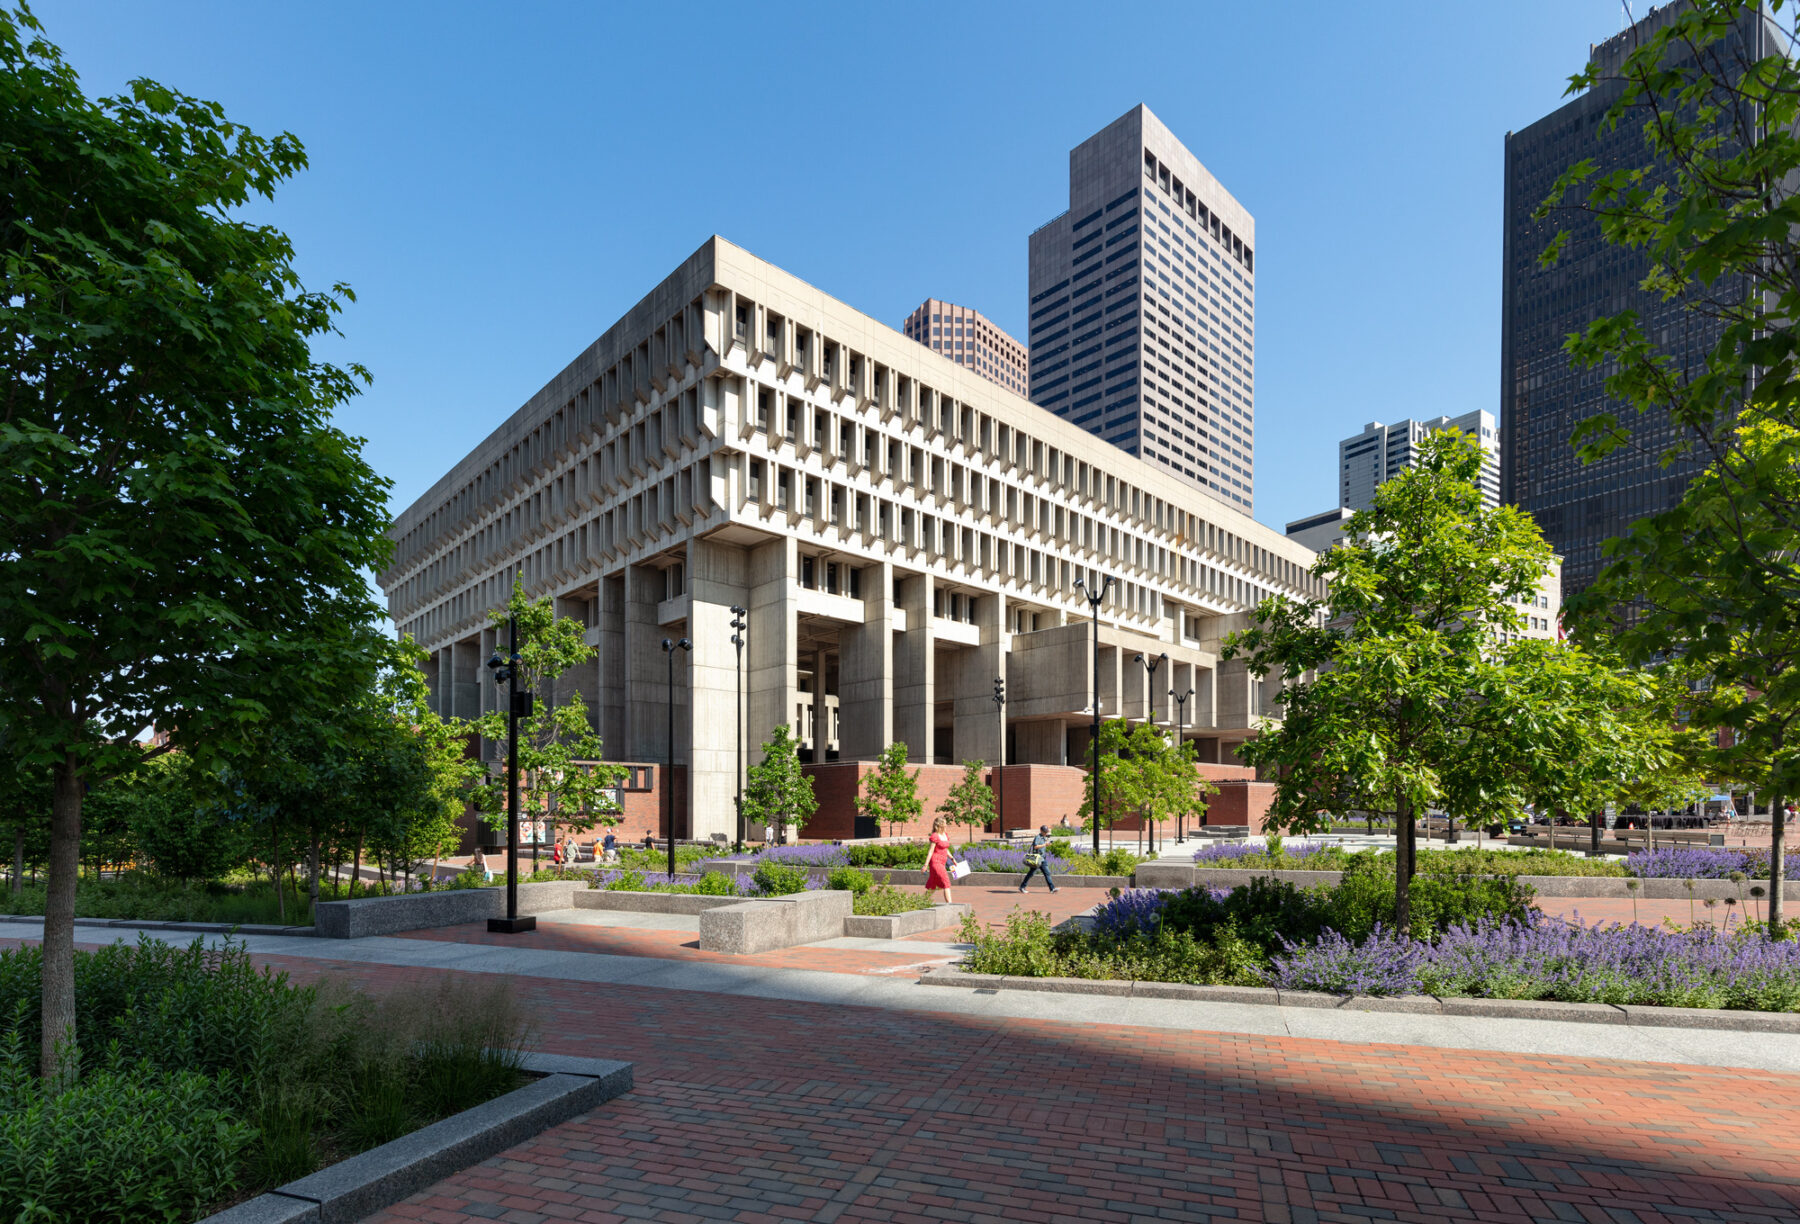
[857,742,923,836]
[1227,432,1635,928]
[743,724,816,843]
[1139,732,1218,841]
[937,759,996,843]
[1538,2,1800,932]
[0,7,393,1076]
[1077,719,1144,837]
[125,753,253,884]
[470,578,625,855]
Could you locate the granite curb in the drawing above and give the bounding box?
[915,965,1800,1033]
[196,1053,632,1224]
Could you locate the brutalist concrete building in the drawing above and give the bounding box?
[1028,104,1257,512]
[380,238,1316,840]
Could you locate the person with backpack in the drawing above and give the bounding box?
[1018,825,1059,893]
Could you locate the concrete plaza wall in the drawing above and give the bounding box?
[698,890,853,954]
[314,881,583,939]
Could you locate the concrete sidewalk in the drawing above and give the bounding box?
[15,916,1800,1074]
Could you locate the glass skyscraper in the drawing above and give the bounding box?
[1500,6,1779,594]
[1028,105,1257,514]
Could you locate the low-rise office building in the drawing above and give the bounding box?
[379,238,1320,839]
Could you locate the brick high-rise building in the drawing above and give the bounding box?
[1029,104,1256,513]
[901,298,1028,397]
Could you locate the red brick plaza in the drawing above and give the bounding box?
[16,895,1800,1224]
[303,944,1799,1224]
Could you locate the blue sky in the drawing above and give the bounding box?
[37,0,1632,537]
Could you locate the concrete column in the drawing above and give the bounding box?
[623,564,667,762]
[686,537,749,841]
[596,575,626,756]
[837,561,893,759]
[1216,658,1253,729]
[451,638,482,721]
[806,646,828,755]
[748,536,799,768]
[894,573,935,762]
[951,593,1006,766]
[1014,719,1066,766]
[1193,662,1217,730]
[432,647,451,718]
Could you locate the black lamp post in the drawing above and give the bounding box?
[661,637,690,878]
[1073,574,1114,858]
[730,606,748,853]
[1171,685,1194,843]
[992,677,1006,836]
[1134,652,1168,854]
[486,617,535,934]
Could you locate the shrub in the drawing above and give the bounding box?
[845,843,928,869]
[694,871,744,896]
[1264,926,1425,996]
[0,937,529,1220]
[1317,854,1535,941]
[1412,848,1624,877]
[0,1037,256,1224]
[1628,846,1800,880]
[828,866,874,895]
[752,862,810,896]
[853,883,935,916]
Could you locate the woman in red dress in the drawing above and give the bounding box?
[924,816,954,903]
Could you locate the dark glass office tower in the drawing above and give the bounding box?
[1500,5,1777,594]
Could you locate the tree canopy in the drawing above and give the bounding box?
[0,5,393,1075]
[1228,433,1656,929]
[1545,0,1800,930]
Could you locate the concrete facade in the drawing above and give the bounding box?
[1028,104,1256,511]
[380,238,1318,840]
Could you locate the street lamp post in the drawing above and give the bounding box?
[1073,575,1114,858]
[1170,686,1194,843]
[486,617,536,934]
[730,606,747,853]
[992,677,1006,836]
[1134,652,1168,854]
[662,637,690,878]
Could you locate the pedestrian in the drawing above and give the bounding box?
[602,829,618,863]
[473,845,493,884]
[924,816,955,904]
[552,837,564,868]
[1018,824,1060,894]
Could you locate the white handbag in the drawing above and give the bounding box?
[949,857,972,881]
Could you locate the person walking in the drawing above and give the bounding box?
[924,816,955,904]
[1018,825,1059,893]
[473,846,493,884]
[602,829,618,863]
[551,837,565,869]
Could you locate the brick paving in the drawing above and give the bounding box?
[254,950,1800,1224]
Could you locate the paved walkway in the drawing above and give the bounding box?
[12,900,1800,1223]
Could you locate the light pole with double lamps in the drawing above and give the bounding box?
[992,676,1006,836]
[1170,685,1195,843]
[661,637,690,878]
[729,606,748,853]
[1134,651,1168,854]
[485,617,536,934]
[1073,574,1115,857]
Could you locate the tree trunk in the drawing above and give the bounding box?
[42,757,83,1082]
[1771,792,1786,937]
[1394,794,1413,936]
[351,831,365,899]
[270,822,285,923]
[11,826,23,896]
[308,839,321,910]
[1589,809,1602,857]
